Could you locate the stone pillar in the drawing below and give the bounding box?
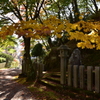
[73,65,79,88]
[79,65,85,89]
[68,65,73,86]
[87,66,93,91]
[58,45,69,85]
[95,66,100,93]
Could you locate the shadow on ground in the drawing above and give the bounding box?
[0,69,36,100]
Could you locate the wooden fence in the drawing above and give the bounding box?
[33,62,44,79]
[68,65,100,93]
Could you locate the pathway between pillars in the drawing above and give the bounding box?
[0,68,37,100]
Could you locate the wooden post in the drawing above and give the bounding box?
[95,66,100,93]
[73,65,79,88]
[38,63,44,79]
[87,66,93,91]
[79,65,85,89]
[68,65,73,86]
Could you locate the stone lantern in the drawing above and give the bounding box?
[58,45,70,85]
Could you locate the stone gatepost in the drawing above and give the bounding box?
[95,66,100,93]
[68,65,73,86]
[73,65,79,88]
[79,65,85,89]
[58,45,69,85]
[87,66,93,91]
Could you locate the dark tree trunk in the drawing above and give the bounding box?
[48,37,53,48]
[21,36,36,80]
[5,58,9,68]
[24,36,32,73]
[92,0,98,12]
[72,0,80,22]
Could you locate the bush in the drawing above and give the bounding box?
[0,52,14,67]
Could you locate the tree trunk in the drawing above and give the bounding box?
[5,58,9,68]
[23,36,31,74]
[72,0,80,22]
[21,36,36,80]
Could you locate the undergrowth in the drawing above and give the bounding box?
[14,76,100,100]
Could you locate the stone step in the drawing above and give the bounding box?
[42,72,68,82]
[51,73,68,78]
[50,72,68,78]
[51,73,60,78]
[39,79,61,89]
[44,76,60,84]
[39,72,68,89]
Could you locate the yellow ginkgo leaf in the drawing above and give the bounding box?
[56,34,62,38]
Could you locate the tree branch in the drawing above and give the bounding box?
[33,0,45,20]
[0,16,15,23]
[11,0,23,21]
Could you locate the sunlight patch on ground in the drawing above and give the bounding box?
[40,86,47,90]
[0,68,9,70]
[12,75,19,79]
[0,91,5,95]
[5,75,13,79]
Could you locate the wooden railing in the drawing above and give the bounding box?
[68,65,100,93]
[33,62,44,79]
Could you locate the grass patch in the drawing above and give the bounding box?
[15,77,35,86]
[15,77,26,84]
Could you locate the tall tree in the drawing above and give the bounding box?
[0,0,100,80]
[0,0,45,79]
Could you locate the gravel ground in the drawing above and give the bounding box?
[0,68,37,100]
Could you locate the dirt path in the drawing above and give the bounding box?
[0,68,37,100]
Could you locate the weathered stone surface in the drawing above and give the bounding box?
[68,65,73,86]
[73,65,79,88]
[79,65,85,89]
[87,66,93,91]
[95,66,100,93]
[58,45,69,85]
[68,48,82,66]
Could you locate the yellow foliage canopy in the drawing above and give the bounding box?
[1,16,100,50]
[69,21,100,49]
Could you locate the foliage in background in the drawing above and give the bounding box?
[0,35,17,67]
[31,43,45,57]
[0,52,14,67]
[0,0,100,78]
[0,52,13,61]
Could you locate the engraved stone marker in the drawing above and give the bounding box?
[68,48,82,66]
